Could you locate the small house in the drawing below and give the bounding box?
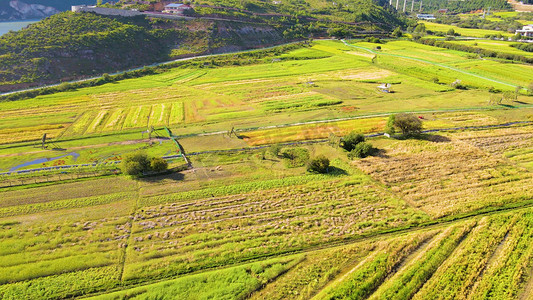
[516,24,533,38]
[164,3,192,14]
[416,14,435,20]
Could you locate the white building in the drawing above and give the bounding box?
[164,3,192,14]
[416,14,435,20]
[516,24,533,38]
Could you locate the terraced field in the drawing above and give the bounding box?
[0,38,532,299]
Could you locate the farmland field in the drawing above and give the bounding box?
[420,21,515,38]
[0,38,532,299]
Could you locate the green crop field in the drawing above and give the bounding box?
[0,37,532,299]
[448,39,533,59]
[420,21,515,38]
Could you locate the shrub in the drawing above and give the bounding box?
[307,155,330,174]
[386,114,396,134]
[150,157,169,173]
[269,144,282,157]
[121,152,150,176]
[392,26,403,37]
[341,132,365,151]
[121,151,168,176]
[348,142,376,159]
[281,147,310,168]
[392,113,422,136]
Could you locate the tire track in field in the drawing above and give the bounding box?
[118,181,141,282]
[341,39,521,89]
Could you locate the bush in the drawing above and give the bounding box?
[348,142,376,159]
[307,155,330,174]
[281,147,310,168]
[392,113,422,136]
[121,152,150,176]
[392,26,403,38]
[386,114,396,134]
[150,157,169,173]
[341,132,365,151]
[269,144,282,157]
[120,151,168,176]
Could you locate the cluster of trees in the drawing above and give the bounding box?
[120,152,168,177]
[416,38,533,64]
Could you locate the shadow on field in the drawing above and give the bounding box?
[394,134,451,143]
[499,104,516,108]
[327,166,348,176]
[421,134,451,143]
[374,149,390,158]
[514,100,529,105]
[138,171,185,182]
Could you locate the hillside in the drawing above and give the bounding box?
[0,11,290,92]
[0,0,407,92]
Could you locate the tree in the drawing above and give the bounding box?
[150,157,168,173]
[307,155,330,173]
[392,26,403,38]
[348,142,376,159]
[386,114,396,134]
[515,86,523,98]
[341,132,365,151]
[269,144,282,157]
[121,151,150,176]
[392,113,422,136]
[503,91,517,102]
[414,23,426,35]
[447,28,455,36]
[529,82,533,95]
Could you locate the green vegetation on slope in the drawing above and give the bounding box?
[418,0,511,14]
